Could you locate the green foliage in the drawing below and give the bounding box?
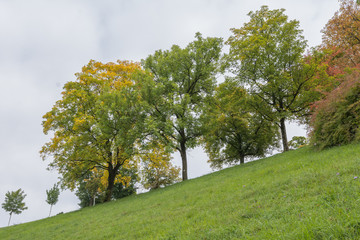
[3,145,360,239]
[75,168,137,208]
[75,181,136,208]
[46,184,60,217]
[288,136,308,150]
[310,71,360,149]
[2,189,27,226]
[46,184,60,206]
[82,168,103,207]
[225,6,318,151]
[202,79,278,169]
[75,178,98,208]
[111,181,136,200]
[141,32,223,180]
[41,60,145,202]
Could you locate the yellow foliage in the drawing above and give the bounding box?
[100,169,132,189]
[140,143,181,190]
[77,59,141,92]
[72,118,86,131]
[41,58,144,198]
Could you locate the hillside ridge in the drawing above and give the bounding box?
[1,144,360,239]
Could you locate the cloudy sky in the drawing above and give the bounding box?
[0,0,340,227]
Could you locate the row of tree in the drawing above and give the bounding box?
[2,185,59,226]
[40,0,360,205]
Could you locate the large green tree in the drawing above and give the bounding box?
[226,6,317,152]
[141,33,223,180]
[202,79,278,169]
[41,60,145,202]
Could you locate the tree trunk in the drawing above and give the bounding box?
[179,141,188,181]
[49,204,53,217]
[8,213,12,226]
[89,196,93,207]
[104,169,116,202]
[240,155,245,164]
[280,117,289,152]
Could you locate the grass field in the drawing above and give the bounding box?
[1,144,360,239]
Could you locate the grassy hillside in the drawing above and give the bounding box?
[2,144,360,239]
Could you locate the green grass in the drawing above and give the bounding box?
[2,144,360,239]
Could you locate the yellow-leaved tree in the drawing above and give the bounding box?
[41,60,145,202]
[140,143,180,190]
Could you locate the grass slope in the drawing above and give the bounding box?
[2,144,360,239]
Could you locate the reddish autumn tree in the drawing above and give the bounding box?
[304,0,360,123]
[310,70,360,149]
[321,0,360,74]
[309,1,360,149]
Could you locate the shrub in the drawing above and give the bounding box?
[310,71,360,149]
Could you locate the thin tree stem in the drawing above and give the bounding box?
[49,205,53,217]
[8,213,12,226]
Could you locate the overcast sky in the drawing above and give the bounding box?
[0,0,340,227]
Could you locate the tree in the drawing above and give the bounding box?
[84,168,103,206]
[310,70,360,149]
[225,6,318,152]
[2,189,27,226]
[46,184,60,217]
[140,143,181,190]
[75,167,137,208]
[308,1,360,149]
[141,33,223,180]
[75,171,102,208]
[202,79,278,169]
[41,60,146,202]
[321,0,360,71]
[312,0,360,96]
